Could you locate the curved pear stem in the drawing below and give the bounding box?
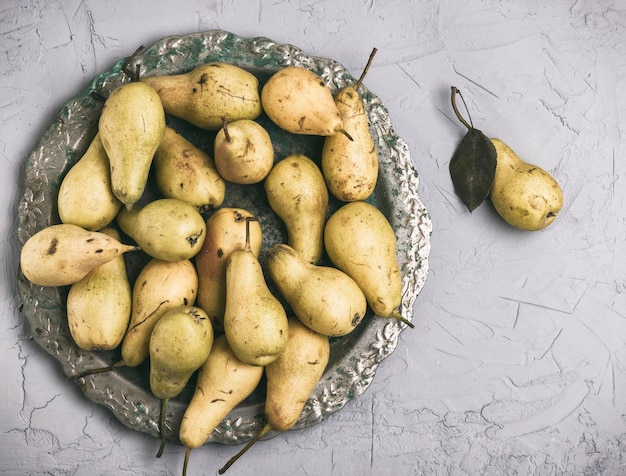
[354,47,378,91]
[156,398,169,458]
[182,447,191,476]
[73,359,126,381]
[218,423,273,474]
[121,44,145,82]
[450,86,473,131]
[221,117,232,143]
[390,309,415,329]
[338,128,354,142]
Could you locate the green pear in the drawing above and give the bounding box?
[57,133,122,231]
[99,81,166,210]
[154,126,226,212]
[261,66,344,136]
[213,118,274,184]
[223,218,288,366]
[195,208,262,331]
[266,243,367,337]
[264,154,328,264]
[117,198,206,261]
[324,201,414,328]
[141,62,262,130]
[179,335,264,476]
[20,223,138,287]
[321,49,379,202]
[218,317,329,474]
[489,138,563,231]
[149,305,214,457]
[66,228,132,351]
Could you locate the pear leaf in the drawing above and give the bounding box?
[449,127,497,212]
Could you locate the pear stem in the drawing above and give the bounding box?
[450,86,473,130]
[121,45,145,82]
[338,128,354,141]
[182,447,191,476]
[73,359,126,380]
[390,309,415,329]
[221,117,232,143]
[156,398,169,458]
[218,424,273,474]
[243,216,259,252]
[354,47,378,91]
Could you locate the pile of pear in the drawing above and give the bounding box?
[19,51,412,475]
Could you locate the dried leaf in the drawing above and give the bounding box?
[449,128,497,212]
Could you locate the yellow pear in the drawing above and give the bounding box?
[20,223,138,287]
[324,201,414,328]
[195,208,262,331]
[264,154,328,264]
[121,258,198,368]
[98,81,166,210]
[213,118,274,184]
[179,335,264,476]
[223,218,288,366]
[261,66,344,136]
[489,138,563,231]
[141,62,262,130]
[218,317,329,474]
[57,133,122,231]
[321,49,379,202]
[266,243,367,337]
[66,228,132,351]
[149,305,214,457]
[116,198,206,261]
[153,126,226,212]
[73,258,198,380]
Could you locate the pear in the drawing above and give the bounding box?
[149,305,214,457]
[321,49,379,202]
[223,217,288,366]
[117,198,206,261]
[66,228,132,351]
[195,208,262,331]
[121,258,199,368]
[213,118,274,184]
[153,126,226,212]
[141,62,262,130]
[264,154,328,264]
[74,258,198,379]
[20,223,138,287]
[489,138,563,231]
[266,243,366,337]
[324,201,414,329]
[179,334,264,476]
[218,317,329,474]
[57,133,122,231]
[99,81,166,210]
[261,66,344,136]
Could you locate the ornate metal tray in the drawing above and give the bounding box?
[16,30,432,446]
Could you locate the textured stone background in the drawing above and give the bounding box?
[2,1,626,475]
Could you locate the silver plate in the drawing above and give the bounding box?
[16,30,432,446]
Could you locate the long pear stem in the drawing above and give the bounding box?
[156,398,169,458]
[243,216,259,252]
[390,310,415,329]
[354,47,378,90]
[450,86,473,130]
[218,424,273,474]
[182,447,191,476]
[121,45,145,82]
